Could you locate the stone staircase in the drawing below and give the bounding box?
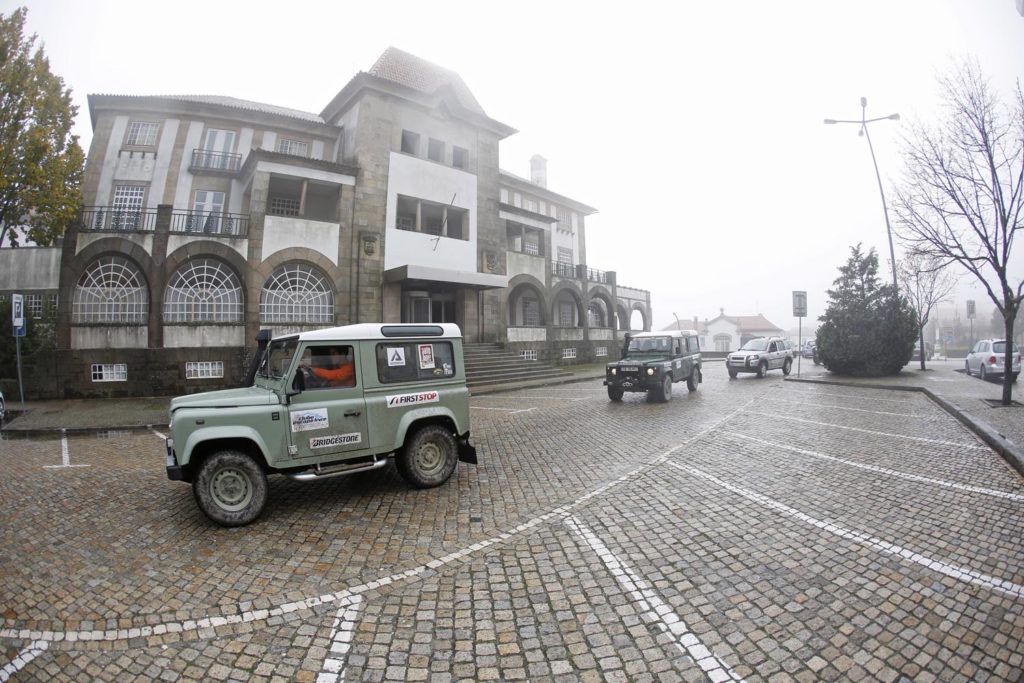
[463,342,576,392]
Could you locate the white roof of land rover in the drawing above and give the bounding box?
[286,323,464,342]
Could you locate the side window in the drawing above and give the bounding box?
[687,336,699,353]
[376,341,455,383]
[301,345,356,389]
[674,339,683,355]
[768,342,777,352]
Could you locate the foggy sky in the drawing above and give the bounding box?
[15,0,1024,333]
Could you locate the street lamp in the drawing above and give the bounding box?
[824,97,901,293]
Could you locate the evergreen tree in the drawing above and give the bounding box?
[816,245,918,376]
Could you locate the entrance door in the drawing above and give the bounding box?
[403,291,457,324]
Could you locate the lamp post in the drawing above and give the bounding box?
[824,97,901,293]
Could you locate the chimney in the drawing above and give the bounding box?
[530,155,547,188]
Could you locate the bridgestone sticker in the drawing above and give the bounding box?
[290,408,329,432]
[386,390,439,408]
[310,432,363,449]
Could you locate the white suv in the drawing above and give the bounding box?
[727,337,793,378]
[965,339,1020,382]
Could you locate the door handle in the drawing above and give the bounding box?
[344,410,362,417]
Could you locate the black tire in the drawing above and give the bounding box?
[607,386,624,402]
[0,396,5,427]
[659,375,673,402]
[686,368,698,392]
[728,369,738,379]
[964,361,971,376]
[782,358,792,376]
[979,365,987,381]
[757,362,768,378]
[193,450,268,527]
[397,424,458,488]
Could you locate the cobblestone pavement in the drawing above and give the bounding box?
[1,366,1022,681]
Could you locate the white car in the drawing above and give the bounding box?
[965,339,1020,382]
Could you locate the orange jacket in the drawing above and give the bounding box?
[310,362,355,385]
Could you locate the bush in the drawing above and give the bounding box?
[816,245,917,376]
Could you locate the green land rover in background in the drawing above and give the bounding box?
[604,329,702,402]
[165,323,477,527]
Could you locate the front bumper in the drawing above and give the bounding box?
[604,376,659,392]
[726,358,759,373]
[165,437,186,481]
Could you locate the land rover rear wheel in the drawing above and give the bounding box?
[193,450,268,527]
[397,424,458,488]
[686,368,699,392]
[607,386,624,401]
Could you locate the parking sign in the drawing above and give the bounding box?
[12,293,26,337]
[792,291,807,317]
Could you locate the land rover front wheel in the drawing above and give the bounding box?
[658,375,673,402]
[607,386,624,401]
[193,450,268,527]
[398,424,458,488]
[756,362,768,378]
[686,368,699,392]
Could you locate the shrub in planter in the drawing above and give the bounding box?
[816,245,917,376]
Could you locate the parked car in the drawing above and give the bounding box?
[964,339,1020,381]
[165,323,478,526]
[912,341,934,361]
[801,341,816,359]
[726,337,793,378]
[604,329,702,402]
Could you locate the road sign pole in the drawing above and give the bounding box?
[797,318,802,377]
[15,334,24,409]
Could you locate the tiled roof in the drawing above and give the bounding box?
[91,94,325,124]
[367,47,485,115]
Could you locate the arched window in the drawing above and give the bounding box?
[164,258,242,323]
[588,301,606,327]
[260,262,334,324]
[72,256,149,323]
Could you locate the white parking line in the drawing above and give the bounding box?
[668,462,1024,600]
[742,411,988,450]
[565,516,744,681]
[42,430,89,470]
[730,432,1024,502]
[317,594,362,683]
[0,640,47,681]
[469,406,536,413]
[151,428,167,440]
[769,397,929,418]
[779,388,914,404]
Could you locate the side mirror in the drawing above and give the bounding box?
[288,368,305,397]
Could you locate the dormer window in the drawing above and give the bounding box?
[278,139,308,157]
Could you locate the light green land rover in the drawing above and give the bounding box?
[165,323,477,527]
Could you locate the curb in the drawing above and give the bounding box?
[785,377,1024,478]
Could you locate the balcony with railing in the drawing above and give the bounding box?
[80,206,249,238]
[551,261,576,278]
[190,149,242,173]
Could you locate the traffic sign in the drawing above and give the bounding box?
[11,293,25,337]
[792,291,807,318]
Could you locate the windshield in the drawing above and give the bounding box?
[257,338,300,380]
[739,339,768,352]
[993,341,1019,354]
[626,336,672,354]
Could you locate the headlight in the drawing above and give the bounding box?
[610,368,617,375]
[646,368,655,376]
[749,355,759,362]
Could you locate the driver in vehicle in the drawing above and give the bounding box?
[302,346,355,387]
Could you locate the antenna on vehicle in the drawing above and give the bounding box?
[432,193,457,251]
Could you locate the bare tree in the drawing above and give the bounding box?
[898,252,957,370]
[892,59,1023,404]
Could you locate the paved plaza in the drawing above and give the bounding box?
[1,365,1022,681]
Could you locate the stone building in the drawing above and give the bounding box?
[51,47,651,397]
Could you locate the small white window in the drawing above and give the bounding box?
[126,121,159,146]
[520,350,538,361]
[513,193,522,208]
[278,139,308,157]
[269,196,301,216]
[561,347,577,359]
[91,363,128,382]
[523,231,539,256]
[500,188,509,204]
[525,199,538,213]
[25,294,43,319]
[595,347,608,357]
[559,302,574,327]
[186,361,225,379]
